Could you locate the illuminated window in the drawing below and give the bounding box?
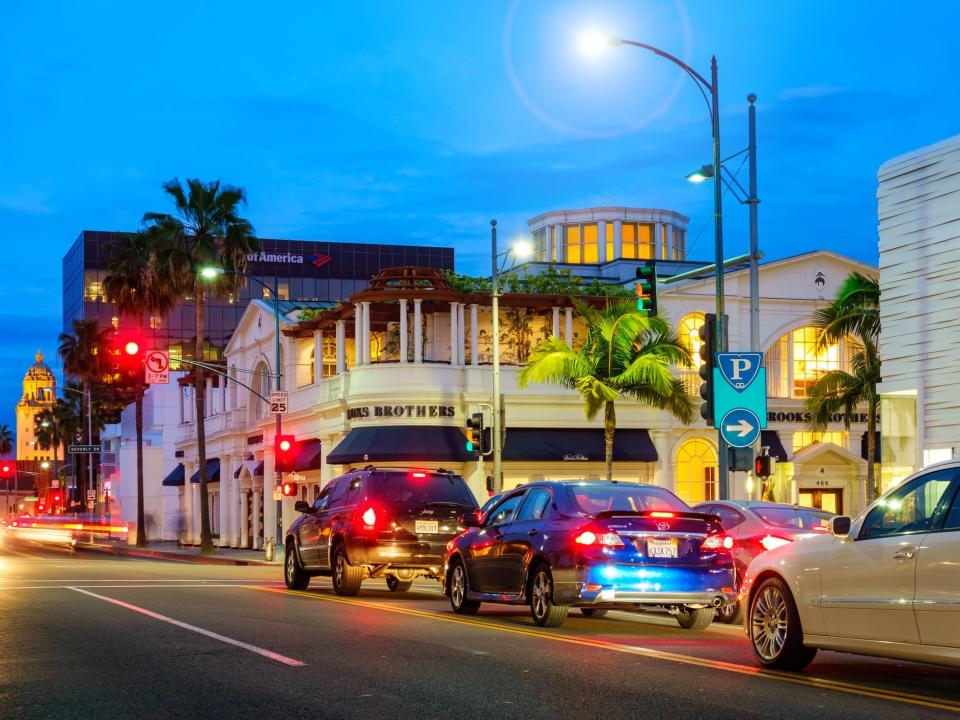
[565,225,582,264]
[675,438,717,504]
[582,223,598,263]
[660,225,670,260]
[322,336,337,378]
[765,326,853,399]
[677,313,705,396]
[534,228,547,261]
[605,222,614,261]
[619,222,655,260]
[111,316,119,329]
[149,316,162,330]
[792,431,848,453]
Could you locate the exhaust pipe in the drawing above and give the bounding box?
[713,596,724,607]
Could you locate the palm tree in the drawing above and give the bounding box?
[103,232,177,546]
[146,179,258,555]
[806,272,881,502]
[59,319,110,507]
[519,300,695,481]
[0,424,12,456]
[34,399,83,496]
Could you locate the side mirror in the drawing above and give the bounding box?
[294,500,312,514]
[830,516,851,537]
[461,511,481,528]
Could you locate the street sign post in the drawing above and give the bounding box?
[145,350,170,384]
[269,391,288,414]
[86,489,95,501]
[69,444,101,454]
[713,352,767,449]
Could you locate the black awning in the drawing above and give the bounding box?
[162,463,185,487]
[234,464,242,478]
[501,428,657,463]
[293,438,323,471]
[860,431,881,462]
[190,458,220,484]
[326,426,470,465]
[760,431,789,462]
[253,460,264,477]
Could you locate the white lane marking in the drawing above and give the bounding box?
[67,586,306,667]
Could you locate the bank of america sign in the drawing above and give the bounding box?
[246,251,332,268]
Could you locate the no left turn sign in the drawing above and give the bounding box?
[145,350,170,384]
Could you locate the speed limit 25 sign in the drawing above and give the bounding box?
[269,391,288,414]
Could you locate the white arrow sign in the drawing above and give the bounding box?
[725,418,755,438]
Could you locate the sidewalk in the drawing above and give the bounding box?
[77,538,280,566]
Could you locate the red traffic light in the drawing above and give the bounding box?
[281,482,297,497]
[124,340,140,356]
[52,493,62,503]
[279,438,292,452]
[275,434,296,472]
[0,461,15,479]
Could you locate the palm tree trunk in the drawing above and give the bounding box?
[604,402,616,482]
[194,284,214,555]
[866,398,878,504]
[135,384,146,547]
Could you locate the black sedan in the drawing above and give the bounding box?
[442,480,737,629]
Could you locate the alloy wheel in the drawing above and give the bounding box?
[285,551,296,581]
[451,565,465,608]
[531,571,548,619]
[751,585,788,661]
[334,552,344,587]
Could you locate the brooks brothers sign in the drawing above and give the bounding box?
[347,405,456,420]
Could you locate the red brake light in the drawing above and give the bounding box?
[361,507,377,527]
[702,533,734,550]
[649,511,675,518]
[575,530,597,545]
[411,471,427,479]
[574,528,624,547]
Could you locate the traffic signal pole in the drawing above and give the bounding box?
[273,275,283,562]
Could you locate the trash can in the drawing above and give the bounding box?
[264,539,275,562]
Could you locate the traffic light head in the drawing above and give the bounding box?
[124,340,140,357]
[281,481,297,497]
[275,435,296,472]
[635,261,658,316]
[698,313,717,426]
[754,454,774,478]
[465,413,485,457]
[0,461,15,480]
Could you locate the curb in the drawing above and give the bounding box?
[76,542,278,567]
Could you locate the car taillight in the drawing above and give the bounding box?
[760,535,792,552]
[649,511,675,518]
[702,533,734,550]
[410,471,428,479]
[574,529,624,547]
[361,507,377,528]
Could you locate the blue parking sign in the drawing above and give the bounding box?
[720,408,761,448]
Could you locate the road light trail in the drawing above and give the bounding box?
[68,586,306,667]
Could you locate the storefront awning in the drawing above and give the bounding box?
[760,431,789,462]
[502,428,657,463]
[326,426,470,465]
[253,460,264,477]
[190,458,220,484]
[162,463,185,487]
[292,438,323,471]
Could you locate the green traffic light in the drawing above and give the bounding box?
[466,440,474,452]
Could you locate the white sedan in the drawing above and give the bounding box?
[741,460,960,670]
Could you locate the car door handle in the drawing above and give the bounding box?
[527,529,539,537]
[893,549,917,560]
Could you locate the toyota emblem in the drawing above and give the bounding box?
[656,522,671,532]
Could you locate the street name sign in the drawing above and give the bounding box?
[720,407,762,448]
[86,489,96,500]
[269,391,289,414]
[145,350,170,384]
[69,444,101,454]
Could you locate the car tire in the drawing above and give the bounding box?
[331,544,363,596]
[579,608,608,618]
[676,608,715,630]
[716,600,745,625]
[283,540,310,591]
[448,560,481,615]
[748,576,818,671]
[529,565,569,628]
[386,576,413,593]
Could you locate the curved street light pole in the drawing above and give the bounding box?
[614,38,729,499]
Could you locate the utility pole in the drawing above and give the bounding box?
[490,220,503,492]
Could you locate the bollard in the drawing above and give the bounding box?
[264,539,275,562]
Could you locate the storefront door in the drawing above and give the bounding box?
[798,488,843,514]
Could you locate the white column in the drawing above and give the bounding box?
[192,482,201,541]
[399,299,408,363]
[654,221,664,259]
[218,456,232,547]
[238,478,249,549]
[251,485,262,550]
[413,299,423,363]
[335,320,346,373]
[449,302,458,365]
[353,305,363,367]
[551,307,561,338]
[230,457,241,547]
[470,304,479,366]
[205,378,214,415]
[313,330,323,382]
[457,303,466,366]
[221,376,228,413]
[597,220,607,263]
[651,431,674,491]
[613,219,623,259]
[182,462,194,544]
[564,307,573,344]
[361,302,372,364]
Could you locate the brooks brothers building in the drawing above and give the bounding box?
[116,207,878,548]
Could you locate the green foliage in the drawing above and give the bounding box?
[0,424,12,456]
[441,265,632,298]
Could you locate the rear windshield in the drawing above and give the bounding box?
[753,506,833,530]
[566,483,690,515]
[372,472,477,508]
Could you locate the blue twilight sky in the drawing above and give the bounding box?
[1,0,957,434]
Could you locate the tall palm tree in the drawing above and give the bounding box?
[145,178,258,555]
[34,399,83,498]
[59,319,110,507]
[0,424,12,456]
[519,300,695,481]
[103,232,177,546]
[806,272,881,502]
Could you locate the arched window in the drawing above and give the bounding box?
[675,438,717,504]
[677,312,705,396]
[253,360,271,420]
[765,326,855,399]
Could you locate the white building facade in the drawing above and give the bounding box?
[878,136,960,486]
[165,217,877,550]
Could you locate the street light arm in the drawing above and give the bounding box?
[618,39,714,117]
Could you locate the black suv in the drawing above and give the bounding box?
[283,467,478,595]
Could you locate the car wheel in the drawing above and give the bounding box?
[579,608,608,618]
[748,576,818,670]
[386,575,413,593]
[676,608,715,630]
[331,544,363,596]
[448,560,481,615]
[283,541,310,590]
[716,600,745,625]
[529,565,569,628]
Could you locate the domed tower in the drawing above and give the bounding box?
[15,351,58,462]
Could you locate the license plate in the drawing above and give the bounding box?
[647,538,678,558]
[415,520,439,534]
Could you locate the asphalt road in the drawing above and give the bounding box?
[2,538,959,720]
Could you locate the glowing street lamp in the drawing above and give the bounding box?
[685,164,714,183]
[578,30,621,56]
